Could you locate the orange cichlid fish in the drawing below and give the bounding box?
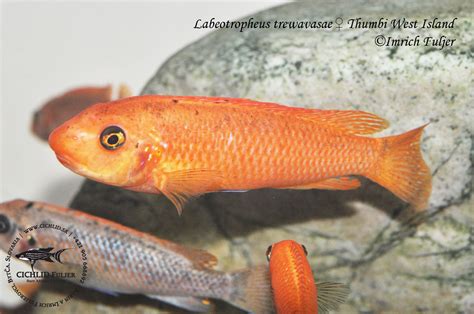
[49,95,432,214]
[266,240,349,314]
[32,84,132,141]
[0,199,274,313]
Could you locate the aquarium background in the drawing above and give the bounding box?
[1,1,473,313]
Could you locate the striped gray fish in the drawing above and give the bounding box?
[0,199,274,313]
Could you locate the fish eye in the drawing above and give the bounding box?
[301,244,308,256]
[27,235,36,246]
[266,245,273,262]
[0,215,10,233]
[100,126,126,150]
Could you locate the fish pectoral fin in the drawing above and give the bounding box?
[316,281,350,314]
[281,177,361,190]
[147,295,213,313]
[158,168,223,215]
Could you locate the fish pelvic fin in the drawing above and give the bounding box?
[147,295,212,312]
[366,125,432,211]
[158,168,224,215]
[316,281,350,314]
[227,265,275,314]
[53,248,70,263]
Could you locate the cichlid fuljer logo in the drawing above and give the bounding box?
[4,222,89,307]
[15,247,69,272]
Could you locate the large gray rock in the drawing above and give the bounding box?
[36,1,473,313]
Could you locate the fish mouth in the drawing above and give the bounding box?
[55,154,92,178]
[56,155,129,187]
[56,154,77,169]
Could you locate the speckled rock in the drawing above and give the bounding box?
[33,1,473,313]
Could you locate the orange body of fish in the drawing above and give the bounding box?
[49,95,432,214]
[267,240,318,313]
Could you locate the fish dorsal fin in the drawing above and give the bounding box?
[147,234,218,270]
[149,236,218,270]
[317,281,350,313]
[173,246,218,270]
[181,96,389,135]
[303,109,389,135]
[40,247,54,252]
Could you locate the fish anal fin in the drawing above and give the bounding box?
[282,177,361,190]
[316,281,350,313]
[157,168,223,215]
[147,295,212,312]
[43,256,54,262]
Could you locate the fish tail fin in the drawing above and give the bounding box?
[226,265,274,314]
[366,125,432,211]
[53,249,69,263]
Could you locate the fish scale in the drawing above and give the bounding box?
[70,226,226,296]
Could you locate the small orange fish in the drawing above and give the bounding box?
[32,84,132,141]
[49,95,432,214]
[267,240,349,314]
